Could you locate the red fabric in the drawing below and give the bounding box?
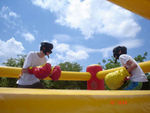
[28,67,35,74]
[28,63,51,79]
[50,66,61,81]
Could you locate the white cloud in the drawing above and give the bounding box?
[119,39,143,49]
[66,50,88,60]
[53,34,71,42]
[32,0,141,39]
[0,37,24,63]
[22,32,35,42]
[0,6,20,28]
[47,38,143,65]
[9,11,19,18]
[99,39,143,58]
[32,0,68,12]
[0,6,19,20]
[0,6,36,43]
[48,39,89,65]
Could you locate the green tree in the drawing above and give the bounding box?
[59,62,82,71]
[3,54,26,67]
[99,56,121,70]
[134,52,148,62]
[0,54,26,87]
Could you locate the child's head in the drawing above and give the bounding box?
[113,46,127,62]
[40,42,53,57]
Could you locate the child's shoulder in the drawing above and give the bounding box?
[120,54,134,62]
[120,54,132,59]
[120,54,131,57]
[120,54,127,57]
[27,51,37,56]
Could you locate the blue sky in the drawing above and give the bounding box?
[0,0,150,71]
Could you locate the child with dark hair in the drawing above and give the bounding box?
[16,42,61,88]
[113,46,148,90]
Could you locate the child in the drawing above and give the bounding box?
[113,46,148,90]
[16,42,53,88]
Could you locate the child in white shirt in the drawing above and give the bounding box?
[113,46,148,90]
[17,42,53,88]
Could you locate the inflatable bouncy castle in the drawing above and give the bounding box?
[0,0,150,113]
[0,61,150,113]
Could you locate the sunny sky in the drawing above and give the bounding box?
[0,0,150,71]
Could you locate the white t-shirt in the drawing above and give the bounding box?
[16,51,47,85]
[119,54,148,82]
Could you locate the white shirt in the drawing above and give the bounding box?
[119,54,148,82]
[17,51,47,85]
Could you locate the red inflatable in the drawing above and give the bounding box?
[28,63,61,81]
[86,65,105,90]
[50,66,61,81]
[28,63,51,79]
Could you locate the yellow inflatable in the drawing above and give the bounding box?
[105,67,130,89]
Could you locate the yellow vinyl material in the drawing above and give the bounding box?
[105,67,130,89]
[0,88,150,113]
[108,0,150,19]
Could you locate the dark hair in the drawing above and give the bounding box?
[113,46,127,62]
[40,42,53,57]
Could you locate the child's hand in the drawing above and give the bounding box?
[18,74,22,79]
[18,68,27,79]
[124,76,130,82]
[123,65,131,75]
[22,68,29,73]
[123,65,127,69]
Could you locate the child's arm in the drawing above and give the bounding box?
[125,59,137,75]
